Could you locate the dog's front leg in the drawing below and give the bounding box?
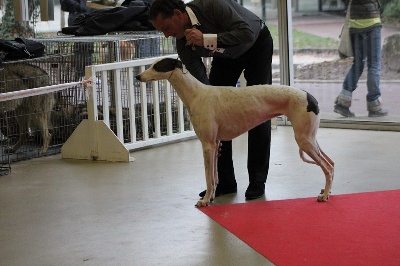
[196,142,217,207]
[8,115,28,153]
[214,140,220,193]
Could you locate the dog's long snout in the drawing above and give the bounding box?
[135,74,142,81]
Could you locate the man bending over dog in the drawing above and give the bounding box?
[149,0,274,200]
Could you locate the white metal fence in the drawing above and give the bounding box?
[61,55,196,162]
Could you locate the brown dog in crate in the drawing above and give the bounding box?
[0,63,55,154]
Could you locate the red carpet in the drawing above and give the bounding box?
[200,190,400,265]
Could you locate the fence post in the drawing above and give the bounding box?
[61,66,133,162]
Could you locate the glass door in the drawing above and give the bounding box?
[242,0,400,130]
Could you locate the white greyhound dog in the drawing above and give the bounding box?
[136,58,334,207]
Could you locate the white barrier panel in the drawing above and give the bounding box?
[61,55,196,162]
[0,82,81,102]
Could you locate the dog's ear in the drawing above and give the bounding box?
[153,58,182,72]
[174,59,183,70]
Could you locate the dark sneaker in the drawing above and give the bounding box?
[368,108,388,117]
[199,185,237,198]
[334,104,355,118]
[245,182,265,200]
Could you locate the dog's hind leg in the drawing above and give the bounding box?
[298,140,334,202]
[29,94,55,155]
[37,112,52,154]
[317,143,334,179]
[197,141,218,207]
[314,144,335,200]
[294,116,334,201]
[316,154,334,202]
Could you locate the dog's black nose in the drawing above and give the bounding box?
[135,75,141,81]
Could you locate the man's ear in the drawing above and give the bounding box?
[173,9,183,18]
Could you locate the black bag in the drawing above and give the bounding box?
[0,38,45,61]
[61,4,155,36]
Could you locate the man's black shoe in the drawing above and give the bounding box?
[245,182,265,200]
[199,186,237,198]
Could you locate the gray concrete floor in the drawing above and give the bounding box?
[1,126,399,265]
[2,3,400,265]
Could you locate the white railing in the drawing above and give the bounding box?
[61,55,196,162]
[0,82,81,102]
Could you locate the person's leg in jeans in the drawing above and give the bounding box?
[334,32,365,117]
[365,26,388,116]
[366,26,381,102]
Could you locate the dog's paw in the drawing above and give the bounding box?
[317,189,329,202]
[38,148,49,156]
[317,194,328,202]
[196,199,210,207]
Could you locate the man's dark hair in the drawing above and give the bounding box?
[149,0,186,20]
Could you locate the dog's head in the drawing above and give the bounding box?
[136,58,183,82]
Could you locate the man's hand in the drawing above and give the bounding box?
[185,28,204,47]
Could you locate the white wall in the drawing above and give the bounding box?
[34,4,68,35]
[0,3,68,36]
[296,0,319,12]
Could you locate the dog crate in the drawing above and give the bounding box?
[0,112,11,175]
[0,56,77,163]
[38,32,175,82]
[0,32,178,165]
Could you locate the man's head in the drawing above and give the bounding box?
[149,0,189,39]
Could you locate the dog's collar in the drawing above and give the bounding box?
[168,68,175,80]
